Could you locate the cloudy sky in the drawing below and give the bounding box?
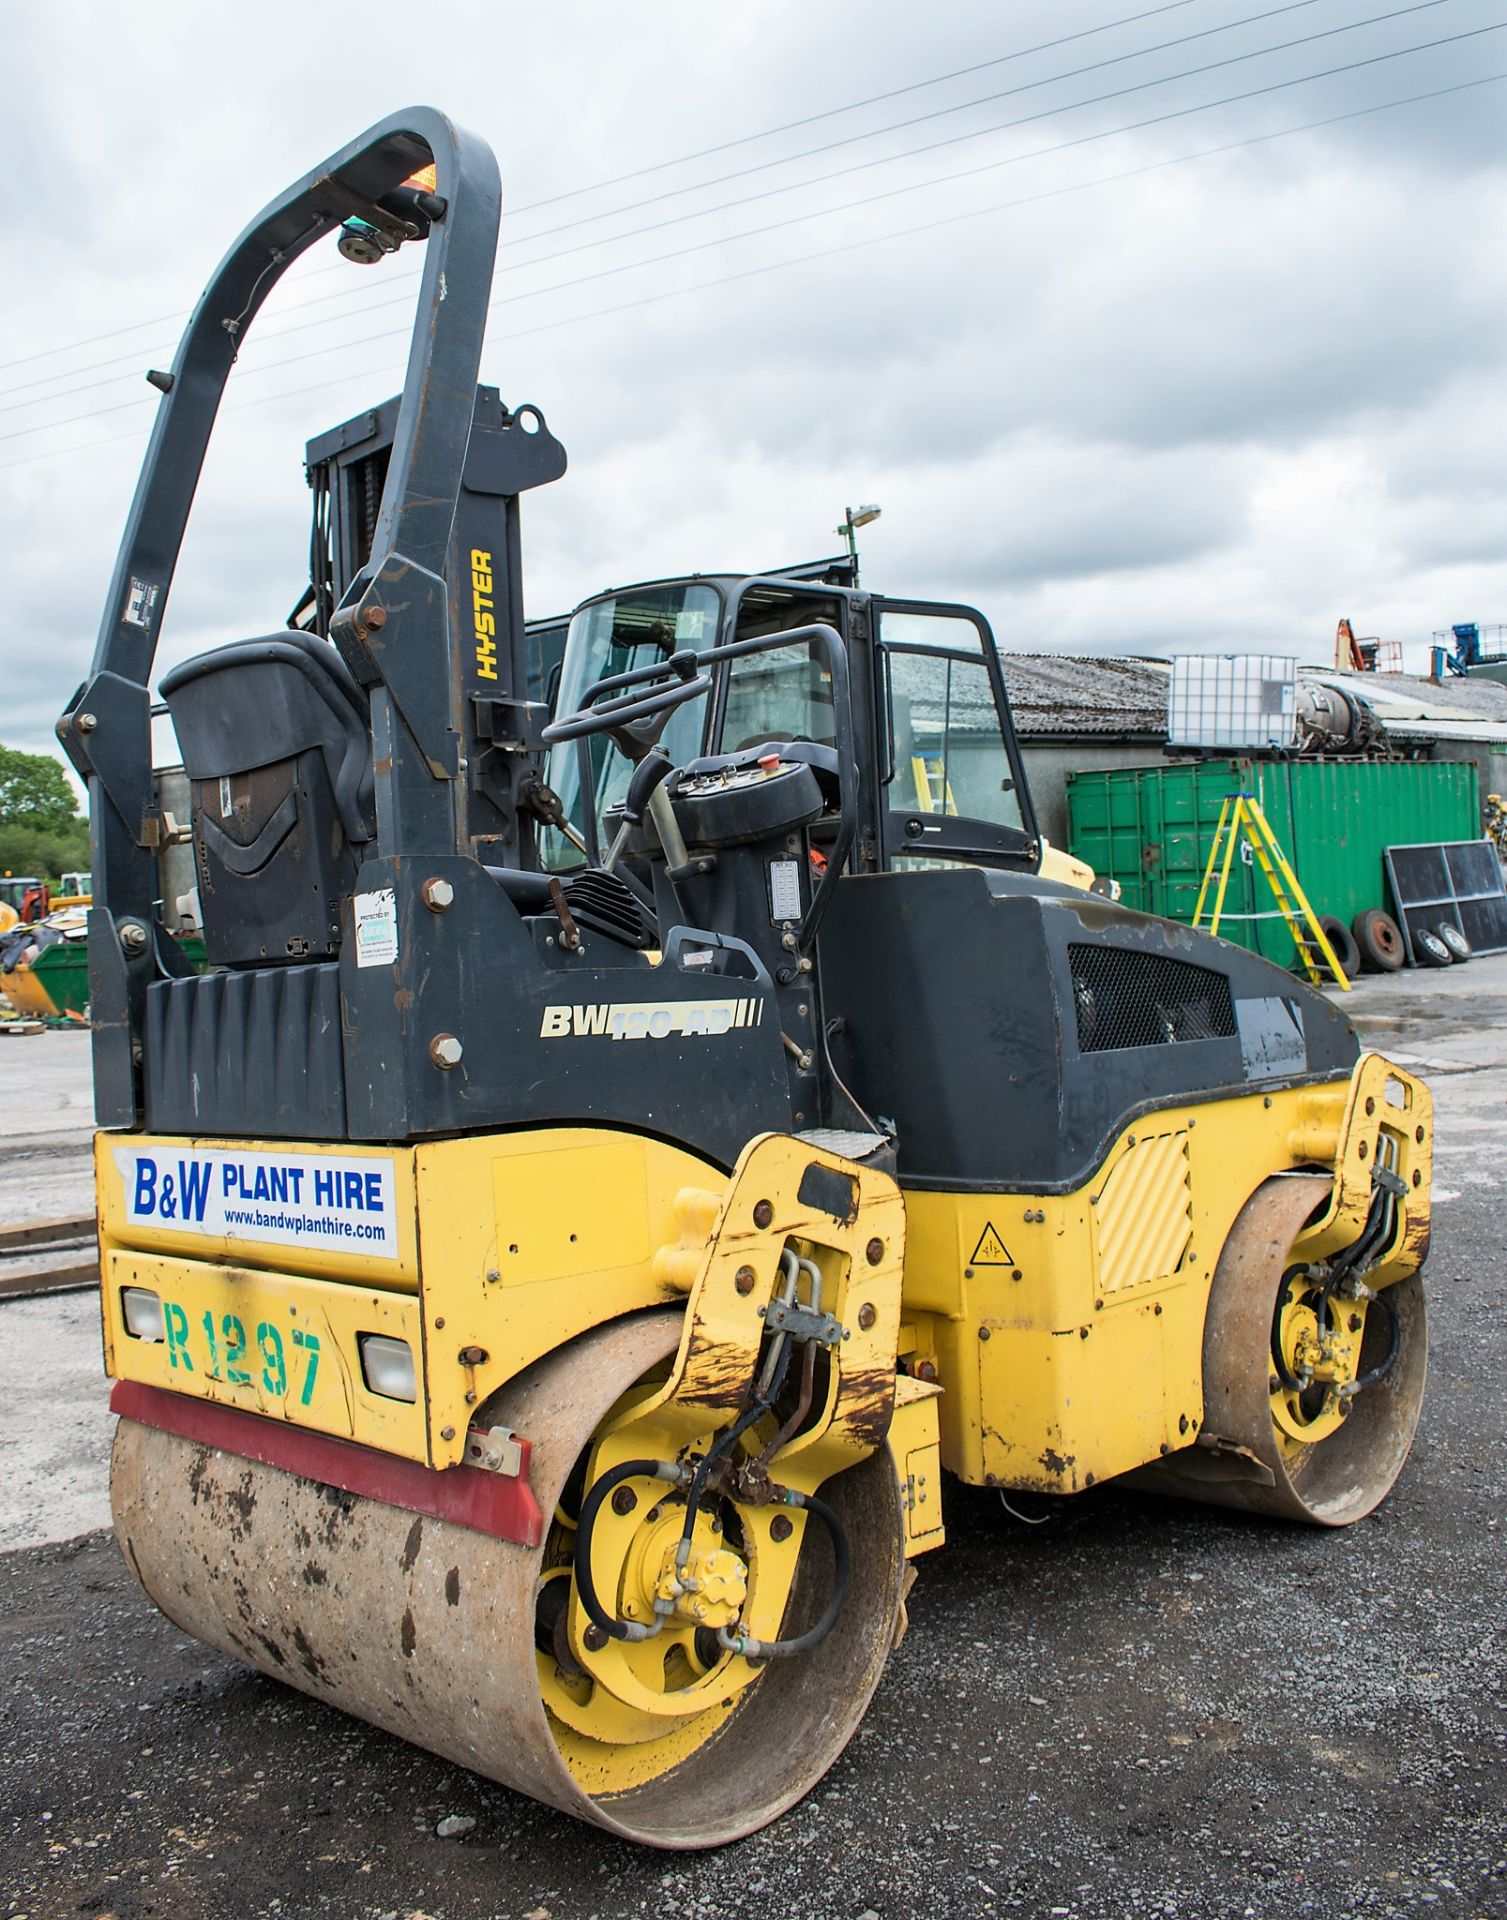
[4,0,1505,768]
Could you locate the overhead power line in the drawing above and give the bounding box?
[0,1,1298,410]
[2,8,1494,454]
[495,0,1458,274]
[0,1,1314,413]
[498,0,1330,250]
[0,0,1207,384]
[0,0,1464,433]
[503,0,1208,215]
[1,64,1500,480]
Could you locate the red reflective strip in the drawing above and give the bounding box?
[109,1380,544,1550]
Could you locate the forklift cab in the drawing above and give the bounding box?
[541,573,1040,879]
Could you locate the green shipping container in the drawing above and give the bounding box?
[1066,758,1480,968]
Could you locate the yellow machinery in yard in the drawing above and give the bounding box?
[62,112,1432,1848]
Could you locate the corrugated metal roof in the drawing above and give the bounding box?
[1320,668,1507,731]
[1002,656,1507,747]
[1000,654,1169,737]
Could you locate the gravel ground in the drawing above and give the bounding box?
[0,976,1503,1920]
[0,1028,96,1241]
[0,1293,110,1551]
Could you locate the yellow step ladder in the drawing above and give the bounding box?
[1193,792,1350,991]
[910,752,956,814]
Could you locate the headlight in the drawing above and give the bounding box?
[358,1333,417,1402]
[120,1287,165,1342]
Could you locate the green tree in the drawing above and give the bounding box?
[0,820,90,883]
[0,744,81,836]
[0,745,87,884]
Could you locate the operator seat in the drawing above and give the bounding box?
[160,633,375,966]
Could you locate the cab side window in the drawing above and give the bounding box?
[722,641,837,751]
[887,649,1023,832]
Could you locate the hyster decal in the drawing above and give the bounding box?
[540,998,764,1040]
[472,546,498,681]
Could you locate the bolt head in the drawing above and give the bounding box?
[753,1199,774,1230]
[119,922,148,955]
[422,876,455,912]
[865,1237,885,1266]
[77,711,98,733]
[769,1514,794,1543]
[611,1484,638,1517]
[364,604,387,630]
[857,1302,876,1331]
[429,1033,464,1070]
[583,1624,608,1652]
[734,1265,757,1296]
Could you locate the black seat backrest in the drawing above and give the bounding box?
[160,634,375,966]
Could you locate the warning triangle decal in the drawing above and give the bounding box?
[971,1222,1013,1266]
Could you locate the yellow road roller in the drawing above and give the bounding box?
[59,110,1431,1849]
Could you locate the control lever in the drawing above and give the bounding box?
[603,747,675,874]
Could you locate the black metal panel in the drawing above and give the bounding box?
[1384,838,1507,958]
[819,868,1357,1193]
[144,965,347,1139]
[339,858,792,1165]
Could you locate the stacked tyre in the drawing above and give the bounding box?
[1350,908,1405,973]
[1347,906,1471,969]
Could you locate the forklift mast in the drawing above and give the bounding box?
[302,388,566,708]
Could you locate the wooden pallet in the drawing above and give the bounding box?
[0,1214,98,1301]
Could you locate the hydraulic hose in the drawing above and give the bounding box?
[678,1329,794,1553]
[717,1487,851,1661]
[572,1457,685,1643]
[677,1249,801,1555]
[571,1325,795,1645]
[1351,1283,1401,1392]
[1272,1143,1403,1396]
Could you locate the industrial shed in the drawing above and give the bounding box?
[1003,654,1507,849]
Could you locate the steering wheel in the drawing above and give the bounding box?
[542,650,713,748]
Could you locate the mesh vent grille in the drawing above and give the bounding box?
[1068,943,1235,1054]
[562,869,657,949]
